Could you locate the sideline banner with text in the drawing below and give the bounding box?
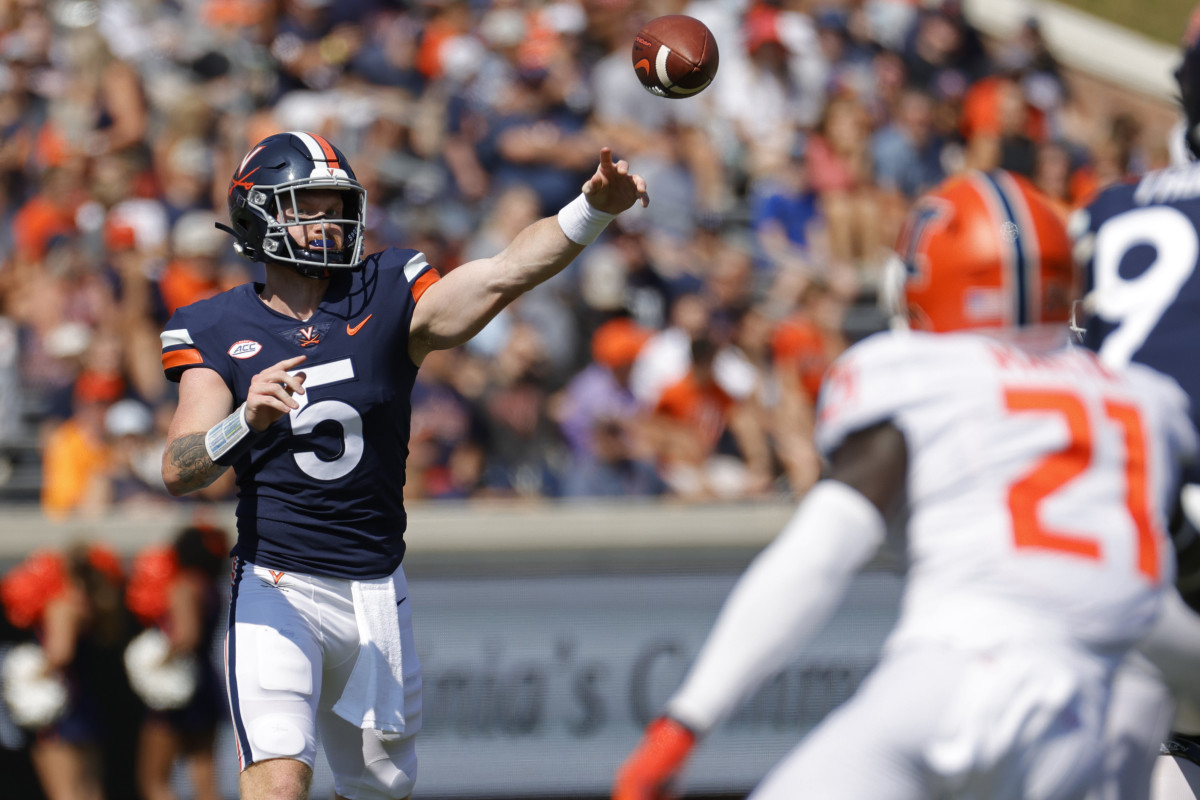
[411,569,903,797]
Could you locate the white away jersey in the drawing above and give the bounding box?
[815,330,1197,651]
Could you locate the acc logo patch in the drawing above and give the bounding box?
[228,340,263,359]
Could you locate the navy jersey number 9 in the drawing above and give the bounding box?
[1075,202,1199,368]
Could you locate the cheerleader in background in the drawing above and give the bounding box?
[125,525,228,800]
[0,543,127,800]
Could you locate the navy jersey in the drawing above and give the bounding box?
[1076,163,1200,436]
[160,248,441,579]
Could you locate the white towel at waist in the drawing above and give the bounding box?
[332,573,408,733]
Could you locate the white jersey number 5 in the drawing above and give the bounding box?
[286,358,363,481]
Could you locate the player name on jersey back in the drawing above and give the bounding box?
[1133,162,1200,205]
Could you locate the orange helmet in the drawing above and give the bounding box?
[891,170,1076,333]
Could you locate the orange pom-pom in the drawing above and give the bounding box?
[125,546,179,627]
[0,552,70,629]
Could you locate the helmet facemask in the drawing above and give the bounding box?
[232,177,367,278]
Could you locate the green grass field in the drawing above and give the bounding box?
[1055,0,1194,44]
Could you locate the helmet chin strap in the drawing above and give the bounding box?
[215,222,258,260]
[286,259,332,280]
[292,267,330,280]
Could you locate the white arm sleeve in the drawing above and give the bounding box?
[664,479,886,735]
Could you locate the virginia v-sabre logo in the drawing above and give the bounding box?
[278,323,332,349]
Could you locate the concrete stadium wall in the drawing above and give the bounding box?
[0,500,798,560]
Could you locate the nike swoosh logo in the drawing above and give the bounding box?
[347,314,373,335]
[634,58,650,75]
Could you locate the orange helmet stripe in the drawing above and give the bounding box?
[289,131,343,172]
[308,133,342,171]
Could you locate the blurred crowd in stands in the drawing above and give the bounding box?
[0,0,1168,514]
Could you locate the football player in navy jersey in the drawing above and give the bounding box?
[158,131,647,800]
[1073,31,1200,800]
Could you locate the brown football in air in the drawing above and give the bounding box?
[632,15,719,99]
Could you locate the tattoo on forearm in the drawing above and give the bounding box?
[167,432,224,492]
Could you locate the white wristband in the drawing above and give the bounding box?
[204,402,256,466]
[557,193,617,245]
